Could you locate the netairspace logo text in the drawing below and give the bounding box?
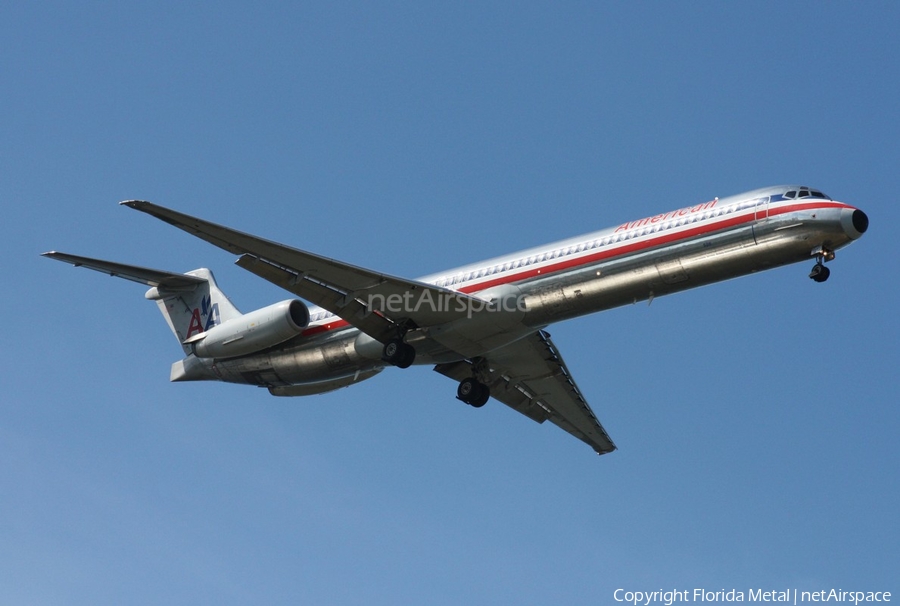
[613,588,891,606]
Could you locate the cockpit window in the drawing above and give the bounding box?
[777,188,831,201]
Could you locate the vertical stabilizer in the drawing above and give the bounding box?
[147,268,242,354]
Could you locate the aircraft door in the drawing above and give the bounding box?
[753,196,769,222]
[751,196,770,244]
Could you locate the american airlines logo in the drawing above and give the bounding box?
[615,199,718,233]
[186,294,220,338]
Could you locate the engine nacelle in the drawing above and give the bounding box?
[187,299,310,359]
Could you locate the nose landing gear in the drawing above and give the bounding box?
[809,247,834,283]
[809,262,830,282]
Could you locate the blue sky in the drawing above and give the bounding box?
[2,2,898,604]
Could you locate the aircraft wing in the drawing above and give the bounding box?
[434,330,616,455]
[122,201,483,343]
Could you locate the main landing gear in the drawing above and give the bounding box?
[457,377,490,408]
[809,247,835,283]
[456,358,491,408]
[382,338,491,408]
[382,338,416,369]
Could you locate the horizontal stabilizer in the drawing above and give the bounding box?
[42,251,206,290]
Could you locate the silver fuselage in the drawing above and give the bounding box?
[197,186,867,388]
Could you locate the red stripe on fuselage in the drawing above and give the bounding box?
[301,201,851,337]
[455,201,850,293]
[302,321,350,336]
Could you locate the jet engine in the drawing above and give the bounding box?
[187,299,310,359]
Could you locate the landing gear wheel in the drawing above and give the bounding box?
[809,247,834,283]
[457,377,490,407]
[382,339,416,368]
[470,384,490,408]
[809,263,831,283]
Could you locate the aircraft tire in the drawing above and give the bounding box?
[458,378,490,407]
[383,339,416,368]
[470,383,490,408]
[809,264,831,283]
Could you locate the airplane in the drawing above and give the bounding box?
[44,185,868,455]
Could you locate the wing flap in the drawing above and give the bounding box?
[433,359,553,424]
[435,330,616,455]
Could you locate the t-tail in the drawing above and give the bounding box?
[145,267,242,354]
[41,252,241,355]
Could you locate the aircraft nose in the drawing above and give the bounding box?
[841,208,869,240]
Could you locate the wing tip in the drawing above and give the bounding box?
[41,251,82,266]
